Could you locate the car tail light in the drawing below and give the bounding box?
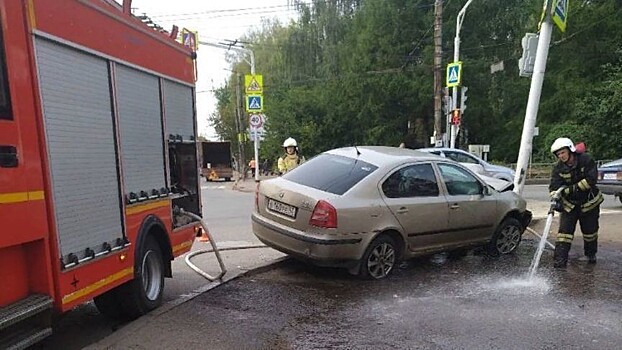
[254,182,260,211]
[309,200,337,228]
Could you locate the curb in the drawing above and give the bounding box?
[87,255,290,349]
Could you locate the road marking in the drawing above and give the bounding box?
[201,185,227,190]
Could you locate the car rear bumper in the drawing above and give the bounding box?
[251,212,366,267]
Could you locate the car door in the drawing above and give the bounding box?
[436,162,497,245]
[381,163,450,252]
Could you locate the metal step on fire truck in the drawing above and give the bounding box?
[0,0,204,347]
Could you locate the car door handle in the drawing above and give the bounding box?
[450,203,460,210]
[396,207,409,214]
[0,145,18,168]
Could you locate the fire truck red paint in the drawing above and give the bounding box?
[0,1,202,346]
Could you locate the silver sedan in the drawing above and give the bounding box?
[252,146,532,279]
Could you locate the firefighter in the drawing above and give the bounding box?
[278,137,304,174]
[549,137,604,268]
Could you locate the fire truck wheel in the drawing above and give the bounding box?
[121,235,165,319]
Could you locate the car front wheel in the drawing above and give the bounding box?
[359,235,397,280]
[486,217,523,256]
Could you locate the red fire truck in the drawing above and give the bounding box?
[0,0,202,347]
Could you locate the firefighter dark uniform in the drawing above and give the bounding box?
[549,138,603,268]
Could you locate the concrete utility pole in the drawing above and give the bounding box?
[450,0,474,149]
[433,0,443,146]
[513,1,555,195]
[235,73,245,179]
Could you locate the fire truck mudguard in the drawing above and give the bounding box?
[94,215,171,320]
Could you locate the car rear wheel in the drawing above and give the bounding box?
[359,235,397,280]
[486,217,522,256]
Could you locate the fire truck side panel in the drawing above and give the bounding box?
[31,0,194,84]
[115,64,166,198]
[34,37,126,264]
[163,80,195,141]
[1,3,201,345]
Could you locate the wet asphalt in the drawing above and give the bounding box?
[96,222,622,350]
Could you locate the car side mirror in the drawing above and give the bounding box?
[482,185,492,196]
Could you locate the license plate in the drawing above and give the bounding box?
[604,173,617,180]
[267,198,297,218]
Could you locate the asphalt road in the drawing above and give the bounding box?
[33,183,622,349]
[90,213,622,350]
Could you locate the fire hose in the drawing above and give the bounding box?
[526,186,567,251]
[179,209,268,281]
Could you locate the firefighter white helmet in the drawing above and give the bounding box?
[551,137,576,154]
[283,137,298,148]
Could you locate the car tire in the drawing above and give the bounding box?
[486,217,523,257]
[359,235,398,280]
[118,236,165,319]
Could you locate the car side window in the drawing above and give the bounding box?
[445,151,478,164]
[382,163,439,198]
[438,163,482,196]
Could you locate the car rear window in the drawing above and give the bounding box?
[282,153,378,195]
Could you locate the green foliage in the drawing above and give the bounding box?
[209,0,622,165]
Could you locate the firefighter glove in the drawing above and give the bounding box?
[563,184,577,196]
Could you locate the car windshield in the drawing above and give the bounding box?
[283,153,378,195]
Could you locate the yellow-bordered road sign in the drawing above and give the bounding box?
[246,95,263,112]
[446,62,462,88]
[551,0,568,33]
[245,74,263,95]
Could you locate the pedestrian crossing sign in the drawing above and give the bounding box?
[245,74,263,94]
[551,0,568,33]
[246,95,263,112]
[446,62,462,88]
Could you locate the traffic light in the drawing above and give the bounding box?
[451,109,461,125]
[460,86,468,113]
[519,33,539,77]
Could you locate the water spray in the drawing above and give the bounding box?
[528,186,566,279]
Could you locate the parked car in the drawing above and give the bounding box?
[417,147,515,182]
[597,158,622,204]
[251,146,532,279]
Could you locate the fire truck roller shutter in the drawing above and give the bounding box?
[115,65,166,198]
[35,38,124,264]
[163,80,194,141]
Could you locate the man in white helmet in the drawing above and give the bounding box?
[277,137,304,174]
[549,137,603,268]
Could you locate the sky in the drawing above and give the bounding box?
[126,0,300,140]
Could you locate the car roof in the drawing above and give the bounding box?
[326,146,443,167]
